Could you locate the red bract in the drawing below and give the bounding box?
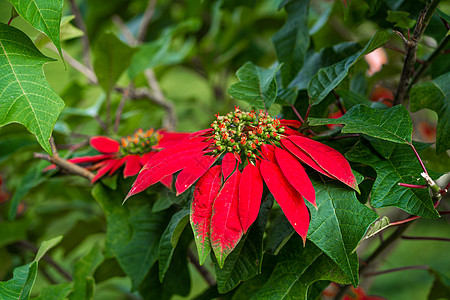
[46,129,189,184]
[126,107,358,267]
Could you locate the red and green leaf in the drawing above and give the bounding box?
[210,170,243,268]
[287,136,358,191]
[275,147,316,207]
[260,159,310,243]
[190,165,223,265]
[175,155,218,195]
[238,163,263,233]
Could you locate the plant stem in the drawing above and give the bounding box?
[68,0,93,72]
[114,84,132,133]
[410,143,428,174]
[304,104,312,120]
[398,183,428,189]
[187,249,215,286]
[402,235,450,242]
[290,104,304,123]
[137,0,157,43]
[394,0,442,105]
[363,265,429,277]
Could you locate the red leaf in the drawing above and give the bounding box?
[288,136,358,191]
[139,152,156,166]
[222,152,237,179]
[274,147,316,207]
[280,119,302,129]
[238,163,263,233]
[190,165,222,264]
[154,131,190,149]
[261,144,276,161]
[283,127,305,136]
[281,138,332,178]
[160,175,173,189]
[233,152,242,163]
[90,137,120,154]
[189,128,213,138]
[210,170,243,267]
[126,142,209,199]
[92,159,118,183]
[123,155,142,177]
[108,157,127,175]
[175,155,218,195]
[260,160,309,243]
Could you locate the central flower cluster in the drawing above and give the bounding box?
[120,129,160,156]
[210,107,285,158]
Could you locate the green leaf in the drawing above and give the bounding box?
[158,207,190,282]
[0,236,62,300]
[250,236,350,300]
[336,89,372,110]
[228,62,279,110]
[92,184,170,290]
[308,31,390,105]
[264,211,294,255]
[386,10,416,29]
[93,32,137,93]
[35,283,72,300]
[0,219,29,248]
[309,104,413,144]
[68,244,103,300]
[214,195,273,293]
[7,0,64,59]
[428,268,450,300]
[307,174,378,286]
[128,19,200,78]
[0,23,65,154]
[0,135,36,162]
[410,72,450,153]
[272,0,310,86]
[346,141,439,218]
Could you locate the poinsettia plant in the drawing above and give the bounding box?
[0,0,449,299]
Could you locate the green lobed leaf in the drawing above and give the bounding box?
[214,195,273,293]
[228,62,279,110]
[307,31,390,105]
[410,72,450,153]
[158,207,190,282]
[428,268,450,300]
[386,10,416,29]
[346,141,439,218]
[68,244,103,300]
[0,23,65,154]
[7,0,64,59]
[0,236,62,300]
[272,0,310,86]
[250,236,350,300]
[308,104,413,144]
[93,32,137,93]
[306,173,378,286]
[92,184,171,290]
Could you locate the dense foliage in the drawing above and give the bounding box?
[0,0,449,299]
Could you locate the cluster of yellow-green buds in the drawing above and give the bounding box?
[120,129,160,156]
[210,107,285,159]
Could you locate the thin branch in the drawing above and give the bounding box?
[137,0,157,43]
[16,240,73,281]
[114,84,132,133]
[187,249,215,286]
[398,183,428,189]
[402,235,450,242]
[93,115,109,133]
[332,90,346,115]
[290,104,304,123]
[328,134,360,141]
[394,0,442,104]
[111,15,136,45]
[410,143,428,174]
[68,0,93,71]
[363,265,429,277]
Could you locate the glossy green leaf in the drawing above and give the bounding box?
[272,0,310,86]
[307,173,378,286]
[336,89,372,110]
[7,0,64,58]
[250,236,350,300]
[386,10,416,29]
[346,141,439,218]
[228,62,279,110]
[410,72,450,153]
[68,244,103,300]
[309,104,413,144]
[308,31,389,105]
[0,23,65,154]
[158,207,190,282]
[92,184,170,290]
[128,19,200,78]
[35,283,72,300]
[0,236,62,300]
[214,196,273,293]
[93,32,137,93]
[428,268,450,300]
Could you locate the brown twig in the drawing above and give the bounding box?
[401,235,450,242]
[394,0,442,105]
[111,15,136,45]
[187,249,215,286]
[114,84,132,133]
[68,0,93,72]
[363,265,429,277]
[137,0,157,43]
